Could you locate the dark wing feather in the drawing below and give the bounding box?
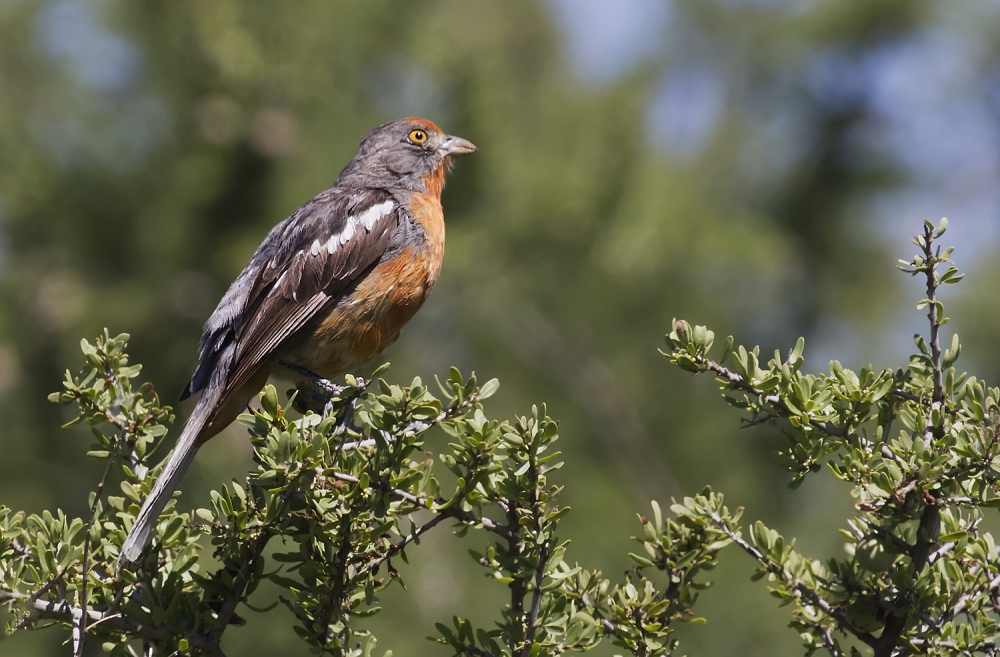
[182,187,398,402]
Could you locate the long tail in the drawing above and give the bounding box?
[116,390,217,571]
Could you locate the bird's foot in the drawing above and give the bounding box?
[279,362,366,431]
[279,362,347,397]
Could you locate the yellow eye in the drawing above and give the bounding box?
[408,129,428,144]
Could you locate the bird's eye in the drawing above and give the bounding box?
[408,129,428,144]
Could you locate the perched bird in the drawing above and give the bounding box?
[117,117,476,570]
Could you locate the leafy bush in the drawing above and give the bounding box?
[2,220,998,657]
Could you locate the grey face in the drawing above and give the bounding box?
[337,117,476,192]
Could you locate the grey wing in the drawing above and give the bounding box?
[180,188,398,401]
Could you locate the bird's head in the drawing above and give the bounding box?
[339,117,476,196]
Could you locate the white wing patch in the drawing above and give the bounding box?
[323,200,395,255]
[357,201,393,230]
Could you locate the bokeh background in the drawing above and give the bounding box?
[2,0,1000,654]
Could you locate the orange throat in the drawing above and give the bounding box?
[422,158,451,198]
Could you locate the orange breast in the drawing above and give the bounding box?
[279,192,445,381]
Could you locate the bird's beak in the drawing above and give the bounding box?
[440,135,477,156]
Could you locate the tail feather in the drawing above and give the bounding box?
[116,392,216,571]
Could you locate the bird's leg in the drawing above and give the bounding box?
[278,362,366,431]
[279,362,347,397]
[279,362,345,416]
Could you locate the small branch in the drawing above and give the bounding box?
[205,529,273,655]
[399,400,481,438]
[278,595,312,629]
[327,470,510,539]
[362,513,453,578]
[1,590,212,650]
[817,625,842,657]
[334,396,479,453]
[522,446,548,657]
[506,500,526,647]
[919,223,945,406]
[321,514,354,647]
[355,500,510,582]
[75,426,126,657]
[336,438,377,452]
[907,637,996,655]
[926,541,957,566]
[874,500,940,657]
[694,357,849,438]
[937,592,972,629]
[861,520,915,557]
[880,444,906,466]
[524,542,547,651]
[709,514,877,649]
[891,388,927,406]
[740,413,776,429]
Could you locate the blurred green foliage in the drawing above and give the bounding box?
[1,0,999,655]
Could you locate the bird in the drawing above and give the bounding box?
[117,117,476,570]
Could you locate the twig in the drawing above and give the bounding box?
[361,513,451,580]
[919,223,945,407]
[694,357,849,438]
[327,470,509,537]
[926,541,957,566]
[0,590,212,649]
[874,500,940,657]
[708,513,877,649]
[891,388,925,406]
[522,445,548,657]
[278,594,313,629]
[818,625,842,657]
[333,395,480,453]
[76,421,127,657]
[205,529,273,655]
[506,500,526,647]
[321,514,355,647]
[870,224,948,657]
[861,520,915,557]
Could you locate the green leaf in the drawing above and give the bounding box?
[479,378,500,400]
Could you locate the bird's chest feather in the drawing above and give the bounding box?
[289,193,445,377]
